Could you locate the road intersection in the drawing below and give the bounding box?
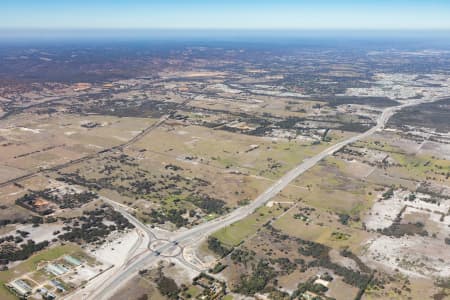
[65,97,437,300]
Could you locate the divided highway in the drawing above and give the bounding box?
[81,99,432,300]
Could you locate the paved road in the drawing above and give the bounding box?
[0,95,195,189]
[83,99,432,300]
[61,97,436,300]
[0,114,170,189]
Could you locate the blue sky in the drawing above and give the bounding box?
[2,0,450,30]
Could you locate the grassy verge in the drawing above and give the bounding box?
[212,206,284,248]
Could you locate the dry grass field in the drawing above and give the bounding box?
[0,113,157,178]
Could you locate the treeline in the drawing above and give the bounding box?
[0,240,49,263]
[147,208,188,228]
[207,237,232,258]
[235,260,276,295]
[187,195,227,215]
[34,189,98,209]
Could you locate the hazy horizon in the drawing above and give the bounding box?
[2,28,450,41]
[2,0,450,31]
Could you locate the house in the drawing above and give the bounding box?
[34,198,50,208]
[314,278,330,288]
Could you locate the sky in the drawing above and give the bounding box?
[1,0,450,31]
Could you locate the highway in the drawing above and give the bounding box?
[78,98,434,300]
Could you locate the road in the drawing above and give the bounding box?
[79,98,434,300]
[0,114,170,189]
[0,95,192,189]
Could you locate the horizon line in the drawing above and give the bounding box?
[2,28,450,31]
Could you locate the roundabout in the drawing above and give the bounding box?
[149,239,182,257]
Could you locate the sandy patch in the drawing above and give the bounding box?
[3,223,63,243]
[361,235,450,278]
[19,127,42,134]
[418,141,450,159]
[364,190,450,230]
[89,229,139,266]
[329,249,360,272]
